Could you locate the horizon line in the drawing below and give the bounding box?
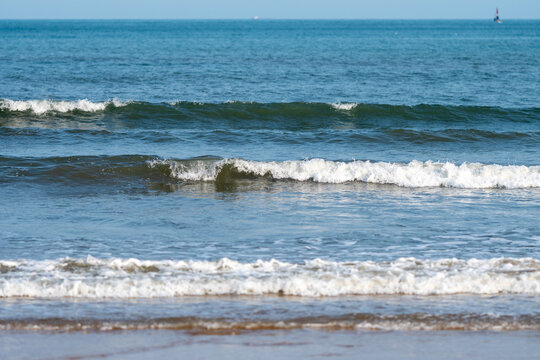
[1,18,539,21]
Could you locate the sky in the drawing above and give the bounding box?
[1,0,539,19]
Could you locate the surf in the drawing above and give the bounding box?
[1,256,538,298]
[156,158,540,189]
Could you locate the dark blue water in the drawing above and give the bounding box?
[0,20,539,332]
[1,20,539,106]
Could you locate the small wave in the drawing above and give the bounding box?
[0,257,538,298]
[153,158,540,189]
[0,99,127,115]
[1,100,538,127]
[1,313,537,332]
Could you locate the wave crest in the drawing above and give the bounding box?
[331,102,358,111]
[0,99,127,115]
[151,158,540,189]
[1,100,538,124]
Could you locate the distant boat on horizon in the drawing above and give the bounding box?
[494,8,502,23]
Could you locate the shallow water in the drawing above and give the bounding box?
[2,330,539,360]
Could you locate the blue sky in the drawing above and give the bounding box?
[1,0,539,19]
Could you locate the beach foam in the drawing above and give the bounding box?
[1,313,537,332]
[1,257,538,298]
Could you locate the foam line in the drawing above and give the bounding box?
[1,257,538,298]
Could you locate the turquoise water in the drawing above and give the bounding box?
[0,20,539,333]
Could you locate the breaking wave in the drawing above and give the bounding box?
[154,158,540,189]
[1,257,538,298]
[4,155,539,189]
[1,99,538,127]
[0,99,127,115]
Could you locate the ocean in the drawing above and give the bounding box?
[1,20,539,358]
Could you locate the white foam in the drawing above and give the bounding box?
[0,257,538,298]
[0,99,127,115]
[331,103,358,111]
[154,158,540,189]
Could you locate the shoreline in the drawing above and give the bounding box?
[3,329,539,360]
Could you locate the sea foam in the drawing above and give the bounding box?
[0,99,127,115]
[1,257,538,298]
[331,102,358,111]
[151,158,540,189]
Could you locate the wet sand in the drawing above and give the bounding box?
[2,330,539,360]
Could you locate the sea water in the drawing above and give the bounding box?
[0,20,539,348]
